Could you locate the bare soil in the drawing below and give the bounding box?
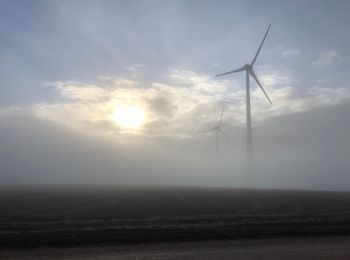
[0,186,350,249]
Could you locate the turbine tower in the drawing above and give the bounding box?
[215,24,272,171]
[208,105,230,154]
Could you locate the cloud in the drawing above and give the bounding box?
[32,71,235,139]
[271,46,300,59]
[27,69,350,142]
[312,50,342,68]
[251,86,350,123]
[258,68,294,86]
[280,47,300,58]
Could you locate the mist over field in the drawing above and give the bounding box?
[1,101,350,191]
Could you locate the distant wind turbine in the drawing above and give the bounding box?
[215,24,272,169]
[208,105,230,154]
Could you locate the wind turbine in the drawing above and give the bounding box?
[208,105,230,154]
[215,24,272,170]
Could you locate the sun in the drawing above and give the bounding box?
[112,106,145,129]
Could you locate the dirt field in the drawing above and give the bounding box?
[2,236,350,259]
[0,186,350,249]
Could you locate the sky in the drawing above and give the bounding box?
[1,0,350,190]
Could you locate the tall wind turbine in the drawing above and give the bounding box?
[208,105,230,154]
[215,24,272,169]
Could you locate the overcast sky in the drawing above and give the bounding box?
[1,0,350,190]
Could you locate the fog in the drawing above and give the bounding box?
[1,100,350,191]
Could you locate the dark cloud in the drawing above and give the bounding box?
[147,96,176,117]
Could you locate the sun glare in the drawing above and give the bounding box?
[112,106,145,129]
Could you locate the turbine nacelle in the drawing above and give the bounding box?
[244,64,251,70]
[207,105,230,153]
[215,24,272,104]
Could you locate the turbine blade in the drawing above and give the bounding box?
[218,105,225,127]
[215,66,245,77]
[251,24,271,66]
[249,69,272,104]
[219,128,230,143]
